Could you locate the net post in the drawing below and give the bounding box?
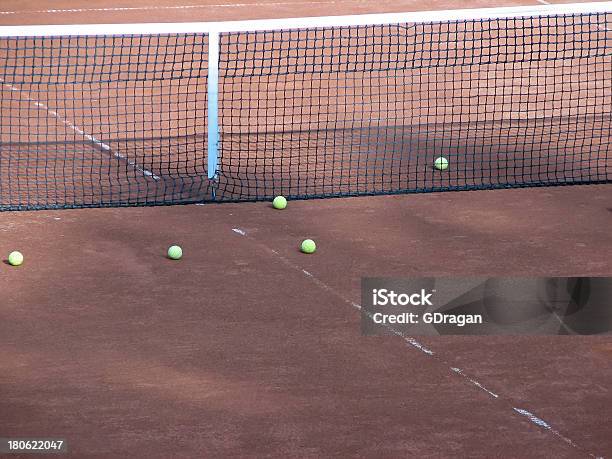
[207,30,220,194]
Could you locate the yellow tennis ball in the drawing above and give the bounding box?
[272,196,287,210]
[167,245,182,260]
[8,251,24,266]
[434,156,449,171]
[300,239,316,254]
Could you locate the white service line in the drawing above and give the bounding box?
[0,2,345,15]
[231,225,604,458]
[0,79,160,180]
[512,408,600,457]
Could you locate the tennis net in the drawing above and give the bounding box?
[0,2,610,210]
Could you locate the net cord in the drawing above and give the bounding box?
[0,2,609,37]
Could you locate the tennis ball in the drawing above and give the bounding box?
[8,251,23,266]
[434,156,449,171]
[272,196,287,210]
[167,245,183,260]
[301,239,316,254]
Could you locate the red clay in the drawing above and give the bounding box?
[1,184,611,457]
[1,1,611,457]
[0,0,540,25]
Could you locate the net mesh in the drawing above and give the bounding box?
[0,10,611,210]
[0,34,210,209]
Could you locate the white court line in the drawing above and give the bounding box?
[512,408,602,456]
[231,226,604,458]
[0,79,160,181]
[2,0,610,17]
[1,2,345,15]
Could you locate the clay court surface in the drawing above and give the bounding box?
[1,0,612,458]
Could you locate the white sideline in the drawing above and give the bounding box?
[230,226,604,459]
[3,2,358,15]
[0,78,160,181]
[0,2,609,36]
